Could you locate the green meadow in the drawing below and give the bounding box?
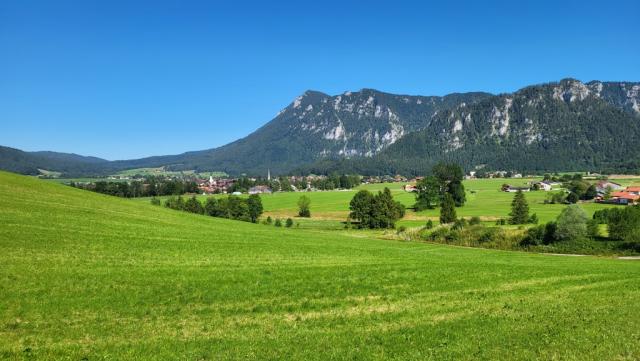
[1,171,640,359]
[136,177,632,225]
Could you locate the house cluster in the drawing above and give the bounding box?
[466,171,523,179]
[363,175,408,184]
[502,180,559,192]
[595,181,640,205]
[197,176,235,194]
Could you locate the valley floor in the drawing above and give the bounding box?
[1,172,640,360]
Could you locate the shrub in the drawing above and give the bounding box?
[547,192,566,204]
[222,196,250,222]
[274,218,282,227]
[184,196,204,214]
[452,218,467,230]
[566,192,579,204]
[397,226,407,234]
[608,206,640,241]
[285,218,294,228]
[475,227,497,243]
[469,216,481,225]
[266,216,273,225]
[424,224,514,248]
[529,213,539,224]
[164,196,185,210]
[425,219,434,229]
[618,241,640,253]
[204,197,221,217]
[543,222,558,244]
[592,208,619,224]
[297,195,311,217]
[424,227,448,241]
[520,225,545,246]
[150,197,161,206]
[587,219,600,238]
[555,205,588,241]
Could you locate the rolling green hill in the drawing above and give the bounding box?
[1,171,640,359]
[0,146,111,177]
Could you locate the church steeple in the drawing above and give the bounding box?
[267,169,271,181]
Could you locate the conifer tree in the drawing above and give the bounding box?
[439,193,457,224]
[509,190,529,224]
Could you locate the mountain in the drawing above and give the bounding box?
[2,78,639,177]
[303,79,640,176]
[0,146,111,176]
[107,89,491,175]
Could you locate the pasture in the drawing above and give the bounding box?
[1,171,640,359]
[135,177,632,226]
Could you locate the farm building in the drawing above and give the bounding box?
[610,191,640,205]
[502,185,530,192]
[532,181,553,191]
[404,184,417,192]
[597,185,640,205]
[248,186,272,194]
[595,181,623,196]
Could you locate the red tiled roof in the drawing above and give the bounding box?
[625,186,640,192]
[612,191,640,200]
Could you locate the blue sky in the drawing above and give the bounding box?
[1,0,639,160]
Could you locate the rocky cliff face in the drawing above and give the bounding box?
[268,88,492,158]
[363,79,640,175]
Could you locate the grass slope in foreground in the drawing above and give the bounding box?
[1,171,639,360]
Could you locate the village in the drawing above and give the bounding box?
[75,168,640,207]
[401,173,640,206]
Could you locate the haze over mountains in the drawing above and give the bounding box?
[2,78,639,177]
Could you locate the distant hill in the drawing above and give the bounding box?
[1,78,639,177]
[0,146,111,176]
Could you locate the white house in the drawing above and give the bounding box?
[532,181,553,191]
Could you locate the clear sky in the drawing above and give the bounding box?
[1,0,639,160]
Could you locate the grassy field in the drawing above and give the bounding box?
[135,178,632,225]
[1,171,640,359]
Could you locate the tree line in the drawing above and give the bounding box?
[71,178,199,198]
[158,194,264,223]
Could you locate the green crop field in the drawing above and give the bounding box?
[1,171,640,359]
